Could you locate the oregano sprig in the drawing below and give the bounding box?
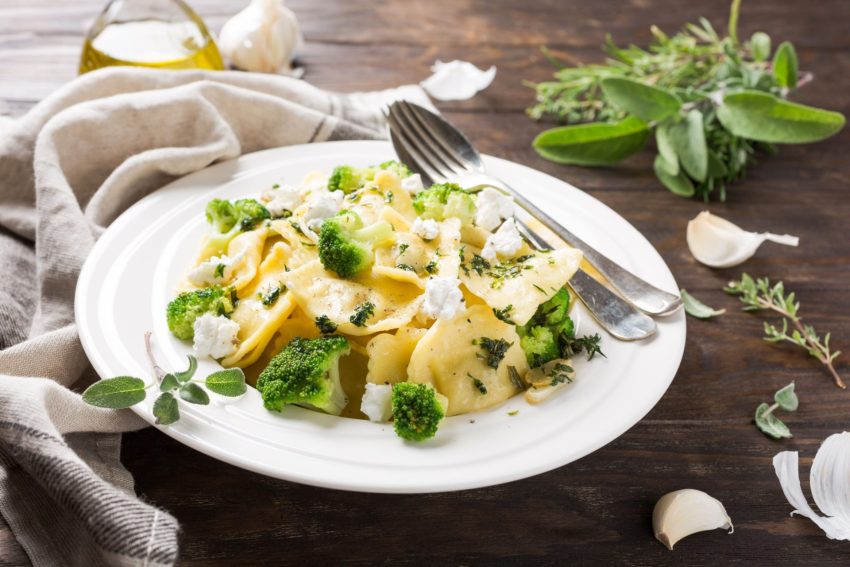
[81,333,248,424]
[754,382,798,439]
[725,274,844,388]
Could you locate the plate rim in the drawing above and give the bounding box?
[75,140,685,493]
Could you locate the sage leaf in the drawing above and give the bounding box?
[174,354,198,382]
[707,152,728,177]
[669,109,708,182]
[773,41,798,89]
[774,382,799,412]
[152,392,180,425]
[750,32,771,62]
[717,91,845,144]
[205,368,248,397]
[532,116,650,166]
[653,155,694,197]
[179,382,210,405]
[600,77,681,122]
[681,289,726,319]
[160,373,180,392]
[82,376,146,409]
[755,402,791,439]
[655,123,679,176]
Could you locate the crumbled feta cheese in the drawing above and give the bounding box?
[401,173,424,194]
[412,217,440,241]
[421,276,466,320]
[264,185,303,217]
[475,187,515,231]
[304,190,344,231]
[188,254,236,287]
[192,313,239,360]
[360,383,393,422]
[481,218,523,261]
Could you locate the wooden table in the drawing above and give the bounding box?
[2,0,849,564]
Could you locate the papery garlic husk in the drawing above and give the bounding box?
[773,431,850,540]
[218,0,302,73]
[420,60,496,101]
[653,489,733,550]
[687,211,799,268]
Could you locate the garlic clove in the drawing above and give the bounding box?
[653,489,733,550]
[773,431,850,540]
[218,0,302,74]
[420,60,496,101]
[686,211,799,268]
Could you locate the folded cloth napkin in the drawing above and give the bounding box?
[0,67,429,566]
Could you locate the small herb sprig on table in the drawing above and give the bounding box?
[81,333,247,424]
[526,0,845,201]
[755,382,798,439]
[725,274,844,389]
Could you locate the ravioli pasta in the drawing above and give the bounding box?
[168,161,589,432]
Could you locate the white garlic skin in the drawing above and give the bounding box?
[653,488,733,550]
[218,0,302,73]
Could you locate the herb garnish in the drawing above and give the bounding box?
[350,301,375,327]
[754,382,798,439]
[507,365,526,389]
[476,337,512,369]
[259,283,284,306]
[398,243,410,255]
[315,315,338,334]
[560,333,605,361]
[214,263,226,279]
[467,373,488,395]
[493,305,515,324]
[396,263,416,272]
[469,254,491,276]
[424,260,438,274]
[549,362,574,386]
[725,274,844,388]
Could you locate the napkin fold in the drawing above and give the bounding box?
[0,67,428,566]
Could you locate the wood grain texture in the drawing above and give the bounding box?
[2,0,850,565]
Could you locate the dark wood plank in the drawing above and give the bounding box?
[2,0,850,565]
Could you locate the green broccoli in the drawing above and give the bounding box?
[318,211,394,278]
[377,160,413,178]
[411,183,476,224]
[256,336,351,416]
[327,165,365,194]
[391,382,445,442]
[518,288,575,367]
[166,285,235,340]
[201,198,270,257]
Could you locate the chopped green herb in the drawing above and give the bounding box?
[470,254,491,276]
[476,337,513,369]
[467,373,488,395]
[493,305,515,324]
[560,333,605,361]
[533,284,546,294]
[214,263,226,279]
[396,263,416,272]
[350,301,375,327]
[385,191,394,203]
[508,410,519,416]
[398,243,410,255]
[289,220,306,236]
[315,315,338,334]
[259,283,284,307]
[507,365,527,389]
[550,362,574,385]
[425,260,438,274]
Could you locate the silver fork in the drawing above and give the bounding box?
[385,102,659,341]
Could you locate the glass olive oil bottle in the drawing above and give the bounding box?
[79,0,225,74]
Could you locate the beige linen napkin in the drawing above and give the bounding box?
[0,67,428,566]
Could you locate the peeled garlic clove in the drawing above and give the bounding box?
[686,211,799,268]
[653,489,733,550]
[218,0,302,74]
[420,60,496,101]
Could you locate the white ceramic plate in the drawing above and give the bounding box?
[76,140,685,493]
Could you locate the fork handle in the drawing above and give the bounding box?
[499,179,682,316]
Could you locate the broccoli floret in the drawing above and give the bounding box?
[327,165,365,194]
[318,211,394,278]
[519,326,559,368]
[256,336,351,416]
[411,183,476,224]
[391,382,445,442]
[166,285,235,340]
[377,160,413,178]
[201,198,270,257]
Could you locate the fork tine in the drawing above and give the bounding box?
[389,103,458,181]
[395,102,468,178]
[386,110,447,183]
[401,101,478,173]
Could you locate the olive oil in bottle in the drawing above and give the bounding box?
[79,0,224,74]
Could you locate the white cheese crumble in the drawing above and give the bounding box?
[192,313,239,360]
[188,254,236,287]
[304,190,344,231]
[421,276,466,320]
[264,185,303,217]
[412,217,440,241]
[360,383,393,422]
[481,218,523,261]
[401,173,424,194]
[475,187,515,231]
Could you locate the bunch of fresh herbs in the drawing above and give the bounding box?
[526,0,845,200]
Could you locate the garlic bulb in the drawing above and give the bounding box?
[218,0,302,73]
[653,489,733,550]
[774,431,850,540]
[687,211,799,268]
